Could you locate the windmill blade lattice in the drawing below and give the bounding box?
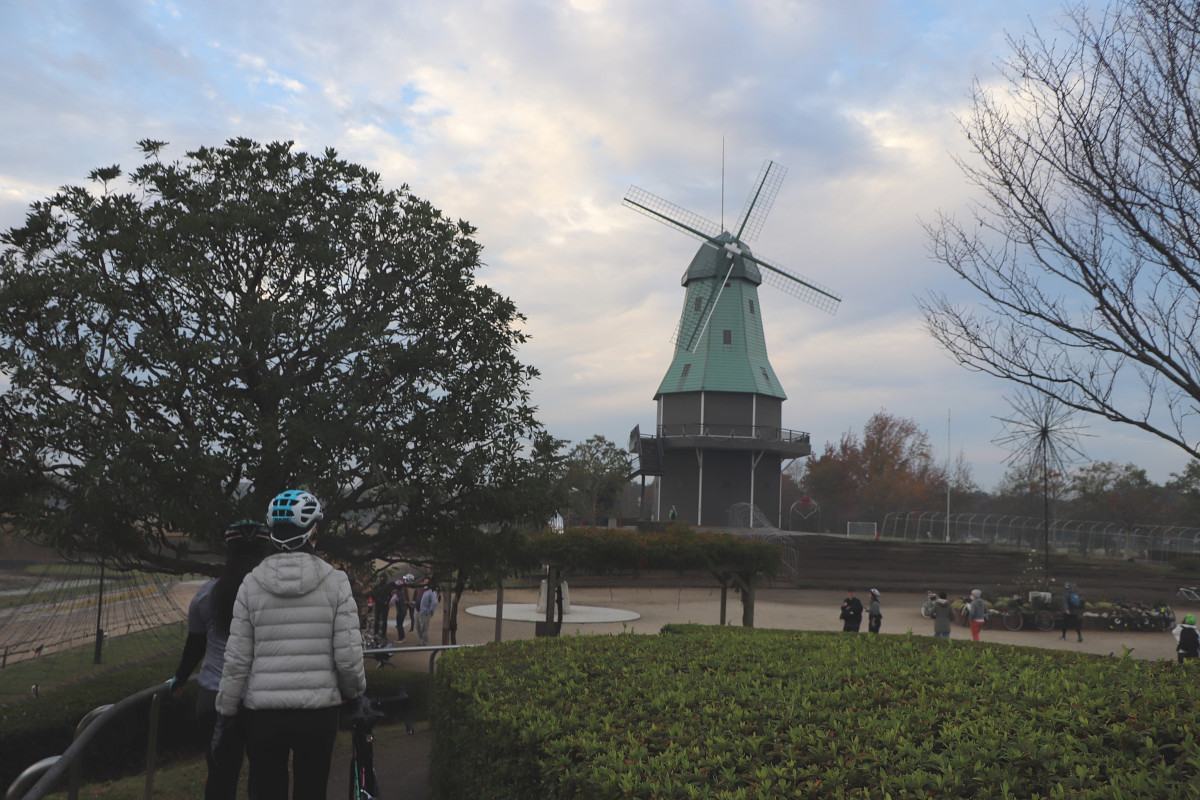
[748,251,842,315]
[623,186,722,243]
[734,160,786,243]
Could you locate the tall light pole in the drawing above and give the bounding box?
[945,409,951,543]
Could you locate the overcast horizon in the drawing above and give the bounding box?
[2,1,1194,495]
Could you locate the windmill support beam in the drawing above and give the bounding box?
[749,450,765,527]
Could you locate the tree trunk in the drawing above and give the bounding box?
[733,572,756,627]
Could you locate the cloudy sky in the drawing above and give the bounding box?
[1,0,1191,492]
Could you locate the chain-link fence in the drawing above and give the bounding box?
[880,511,1200,564]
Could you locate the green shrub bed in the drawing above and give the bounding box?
[432,626,1200,798]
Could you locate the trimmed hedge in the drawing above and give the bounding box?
[432,626,1200,798]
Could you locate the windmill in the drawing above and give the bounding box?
[625,159,841,527]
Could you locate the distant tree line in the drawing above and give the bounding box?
[781,411,1200,535]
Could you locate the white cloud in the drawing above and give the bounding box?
[0,0,1192,495]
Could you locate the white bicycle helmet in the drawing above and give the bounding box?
[267,489,324,550]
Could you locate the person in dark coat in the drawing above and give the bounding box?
[1059,581,1083,642]
[840,589,864,632]
[370,576,393,640]
[170,520,272,800]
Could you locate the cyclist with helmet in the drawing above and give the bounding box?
[170,519,273,800]
[1174,613,1200,663]
[216,490,367,800]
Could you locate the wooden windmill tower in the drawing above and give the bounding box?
[626,160,841,527]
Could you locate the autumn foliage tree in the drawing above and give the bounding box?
[790,411,956,532]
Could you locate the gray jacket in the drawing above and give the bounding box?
[969,597,988,622]
[216,551,366,715]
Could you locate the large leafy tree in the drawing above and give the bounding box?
[922,0,1200,459]
[1165,461,1200,526]
[0,139,545,571]
[560,435,632,527]
[1068,461,1162,530]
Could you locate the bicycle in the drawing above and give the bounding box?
[349,692,415,800]
[361,631,396,669]
[920,591,936,619]
[1178,586,1200,605]
[1143,601,1175,632]
[1000,599,1056,632]
[958,596,972,627]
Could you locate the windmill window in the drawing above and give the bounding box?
[760,367,770,384]
[694,297,702,312]
[680,364,691,379]
[723,330,732,345]
[749,299,756,315]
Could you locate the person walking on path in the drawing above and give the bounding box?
[840,589,863,633]
[969,589,988,641]
[417,578,439,646]
[932,591,953,638]
[401,573,418,632]
[370,576,393,642]
[171,520,272,800]
[867,588,882,634]
[1174,613,1200,663]
[1060,582,1084,642]
[216,489,367,800]
[390,578,406,642]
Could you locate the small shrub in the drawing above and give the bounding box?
[1171,554,1200,575]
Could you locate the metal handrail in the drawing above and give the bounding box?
[362,643,482,695]
[6,680,172,800]
[7,645,479,800]
[657,423,810,444]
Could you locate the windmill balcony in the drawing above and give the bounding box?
[657,423,811,457]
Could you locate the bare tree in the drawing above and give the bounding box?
[922,0,1200,458]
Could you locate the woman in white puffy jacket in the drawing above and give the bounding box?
[216,490,366,800]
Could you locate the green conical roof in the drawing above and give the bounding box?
[655,235,786,399]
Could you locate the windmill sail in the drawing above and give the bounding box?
[734,160,786,242]
[673,254,737,352]
[623,187,721,242]
[746,251,841,314]
[623,161,840,322]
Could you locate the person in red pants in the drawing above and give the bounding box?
[969,589,988,641]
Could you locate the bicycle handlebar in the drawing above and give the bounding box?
[348,693,414,735]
